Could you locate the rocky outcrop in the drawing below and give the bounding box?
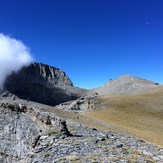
[1,105,162,162]
[0,96,63,162]
[4,62,86,105]
[0,94,163,163]
[56,94,98,113]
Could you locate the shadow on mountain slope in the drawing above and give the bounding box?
[4,63,82,105]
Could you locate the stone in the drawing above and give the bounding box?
[109,136,117,141]
[32,135,41,148]
[19,104,27,112]
[116,144,123,148]
[40,135,48,140]
[45,115,51,125]
[60,120,72,137]
[4,62,86,106]
[92,128,98,131]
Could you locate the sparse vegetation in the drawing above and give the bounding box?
[54,156,80,162]
[44,153,50,157]
[85,90,163,146]
[0,152,9,157]
[48,131,59,136]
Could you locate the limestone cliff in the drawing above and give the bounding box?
[4,62,84,105]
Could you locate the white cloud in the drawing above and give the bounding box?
[0,33,33,89]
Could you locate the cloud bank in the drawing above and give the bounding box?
[0,33,33,89]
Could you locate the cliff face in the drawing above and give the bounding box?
[4,62,81,105]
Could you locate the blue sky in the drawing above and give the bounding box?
[0,0,163,88]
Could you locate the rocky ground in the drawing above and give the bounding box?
[56,94,98,113]
[30,123,163,163]
[0,92,163,163]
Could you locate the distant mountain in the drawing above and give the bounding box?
[4,62,86,105]
[91,74,160,96]
[3,64,162,105]
[1,68,163,162]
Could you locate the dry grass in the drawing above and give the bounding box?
[85,91,163,146]
[40,104,112,131]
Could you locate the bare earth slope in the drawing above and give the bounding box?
[90,74,161,96]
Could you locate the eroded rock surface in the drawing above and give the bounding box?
[0,95,62,162]
[4,62,86,105]
[0,95,163,163]
[56,94,98,113]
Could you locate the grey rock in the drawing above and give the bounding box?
[31,135,41,148]
[0,71,163,162]
[117,144,123,148]
[56,95,97,112]
[4,62,86,106]
[40,135,48,140]
[59,120,72,137]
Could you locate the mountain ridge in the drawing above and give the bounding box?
[0,63,163,162]
[90,74,161,96]
[4,62,86,105]
[4,63,162,105]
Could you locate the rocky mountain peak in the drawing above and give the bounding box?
[91,74,158,96]
[17,62,74,88]
[105,74,155,87]
[4,62,84,105]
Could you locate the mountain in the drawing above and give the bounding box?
[4,62,86,105]
[90,74,160,96]
[0,66,163,162]
[1,95,162,162]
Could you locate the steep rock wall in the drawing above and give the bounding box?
[4,63,83,105]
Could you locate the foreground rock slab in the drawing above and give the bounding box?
[0,95,163,163]
[29,123,163,163]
